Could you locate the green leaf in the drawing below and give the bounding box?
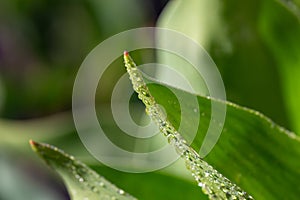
[124,52,254,199]
[276,0,300,19]
[29,140,137,200]
[156,2,300,197]
[124,52,300,199]
[147,82,300,199]
[157,0,300,134]
[258,0,300,134]
[0,112,73,148]
[91,163,208,200]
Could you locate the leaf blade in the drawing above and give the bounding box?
[147,82,300,199]
[30,140,137,200]
[124,52,254,199]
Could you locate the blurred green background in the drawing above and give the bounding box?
[0,0,168,199]
[0,0,300,199]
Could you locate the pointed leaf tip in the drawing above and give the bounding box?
[29,139,38,151]
[29,139,34,145]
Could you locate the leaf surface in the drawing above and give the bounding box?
[30,140,137,200]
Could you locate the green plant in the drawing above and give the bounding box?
[30,52,300,199]
[2,0,299,199]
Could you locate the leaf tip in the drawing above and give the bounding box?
[29,140,44,155]
[29,139,38,150]
[29,139,34,145]
[123,50,133,68]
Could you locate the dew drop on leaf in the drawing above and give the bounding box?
[124,51,254,200]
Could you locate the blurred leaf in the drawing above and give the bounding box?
[157,0,296,131]
[91,164,208,200]
[157,0,223,49]
[0,112,73,148]
[277,0,300,19]
[258,0,300,134]
[87,0,150,38]
[30,140,137,200]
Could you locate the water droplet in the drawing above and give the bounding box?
[198,182,204,187]
[204,171,210,177]
[118,189,125,195]
[167,134,177,145]
[98,182,105,187]
[124,51,254,200]
[75,174,80,179]
[79,177,84,182]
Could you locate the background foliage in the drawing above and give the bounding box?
[0,0,299,199]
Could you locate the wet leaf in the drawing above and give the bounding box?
[124,52,300,199]
[30,140,136,200]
